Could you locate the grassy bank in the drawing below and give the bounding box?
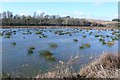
[36,53,119,79]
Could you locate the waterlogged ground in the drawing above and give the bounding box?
[1,27,119,77]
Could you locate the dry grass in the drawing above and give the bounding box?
[79,52,120,78]
[36,52,120,79]
[86,19,116,25]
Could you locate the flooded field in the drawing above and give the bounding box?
[1,27,119,77]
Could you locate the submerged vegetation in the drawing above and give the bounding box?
[35,31,42,35]
[49,43,58,48]
[99,38,105,42]
[11,42,16,46]
[82,35,86,38]
[102,41,106,45]
[95,34,99,37]
[39,50,56,61]
[73,39,78,42]
[4,35,11,38]
[28,46,35,54]
[80,43,91,49]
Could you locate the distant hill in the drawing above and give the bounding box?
[85,19,116,25]
[85,19,119,27]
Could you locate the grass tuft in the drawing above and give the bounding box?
[39,50,56,61]
[49,43,58,48]
[11,42,16,46]
[28,46,35,54]
[73,39,78,42]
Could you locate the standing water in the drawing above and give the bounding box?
[1,28,119,77]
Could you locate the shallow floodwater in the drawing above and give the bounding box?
[1,28,119,77]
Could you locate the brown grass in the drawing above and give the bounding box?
[79,52,120,78]
[86,19,117,25]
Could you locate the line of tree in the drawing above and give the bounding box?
[0,11,105,27]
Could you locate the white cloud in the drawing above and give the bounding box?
[72,11,91,19]
[19,12,31,16]
[36,11,45,14]
[60,11,72,17]
[61,11,111,20]
[72,12,112,20]
[74,11,84,16]
[19,11,46,16]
